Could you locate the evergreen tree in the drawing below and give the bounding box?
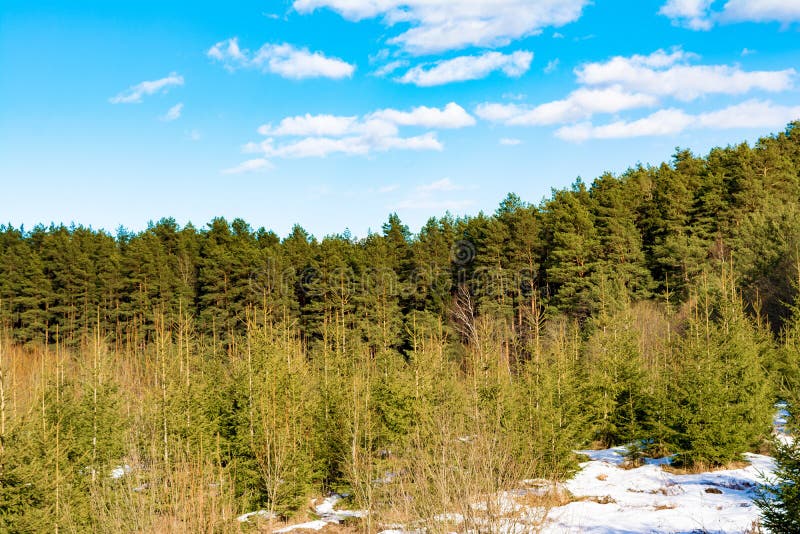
[755,439,800,534]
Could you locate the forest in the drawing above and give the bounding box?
[2,123,800,531]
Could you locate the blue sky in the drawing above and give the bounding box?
[1,0,799,238]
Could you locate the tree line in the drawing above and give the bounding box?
[1,123,800,531]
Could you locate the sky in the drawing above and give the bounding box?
[1,0,799,239]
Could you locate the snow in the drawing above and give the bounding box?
[236,509,276,523]
[543,449,774,533]
[274,519,330,532]
[774,401,793,445]
[371,449,775,533]
[109,464,132,479]
[239,494,366,531]
[247,408,793,533]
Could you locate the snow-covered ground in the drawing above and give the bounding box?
[238,494,366,532]
[238,407,793,533]
[238,450,773,533]
[541,447,772,533]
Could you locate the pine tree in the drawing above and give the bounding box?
[667,271,773,467]
[755,439,800,533]
[543,182,601,318]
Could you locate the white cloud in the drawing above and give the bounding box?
[227,102,471,172]
[557,109,694,141]
[161,103,183,122]
[258,114,359,136]
[722,0,800,23]
[576,48,796,100]
[109,73,184,104]
[544,58,560,73]
[208,38,247,64]
[696,99,800,128]
[658,0,715,29]
[398,50,533,86]
[293,0,589,54]
[253,133,443,159]
[208,38,355,79]
[500,137,522,145]
[256,44,355,79]
[659,0,800,29]
[556,100,800,141]
[369,102,476,128]
[372,60,409,77]
[257,103,474,138]
[222,158,274,174]
[473,47,796,143]
[476,86,658,126]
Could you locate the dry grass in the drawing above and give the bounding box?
[661,459,750,475]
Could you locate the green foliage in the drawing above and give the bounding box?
[755,439,800,533]
[666,274,773,467]
[583,311,650,447]
[4,123,800,526]
[0,371,127,531]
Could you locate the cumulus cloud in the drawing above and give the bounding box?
[576,48,795,100]
[258,114,359,136]
[474,46,796,142]
[658,0,715,29]
[161,103,183,122]
[476,86,658,126]
[250,133,443,159]
[556,100,800,141]
[557,109,694,141]
[369,102,476,128]
[659,0,800,29]
[722,0,800,23]
[109,73,184,104]
[695,99,800,128]
[398,50,533,86]
[227,103,474,172]
[208,38,355,79]
[256,103,474,139]
[293,0,589,55]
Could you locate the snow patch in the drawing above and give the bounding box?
[241,494,366,532]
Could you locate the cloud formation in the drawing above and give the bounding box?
[576,48,795,101]
[659,0,715,29]
[208,38,355,79]
[556,100,800,141]
[293,0,589,54]
[228,103,475,172]
[474,47,797,141]
[476,86,658,126]
[659,0,800,29]
[109,73,184,104]
[397,50,533,86]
